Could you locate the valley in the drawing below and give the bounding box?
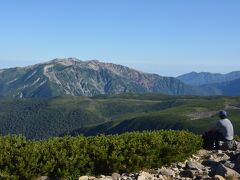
[0,93,239,139]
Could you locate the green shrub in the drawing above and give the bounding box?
[0,130,202,179]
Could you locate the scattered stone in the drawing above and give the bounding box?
[157,175,164,180]
[186,161,205,170]
[137,171,154,180]
[159,167,175,177]
[213,175,225,180]
[112,173,121,180]
[89,176,96,180]
[214,164,240,178]
[105,176,113,180]
[177,162,185,168]
[223,161,235,169]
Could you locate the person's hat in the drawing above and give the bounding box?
[219,110,227,118]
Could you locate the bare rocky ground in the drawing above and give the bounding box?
[39,148,240,180]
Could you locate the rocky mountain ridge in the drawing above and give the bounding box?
[0,58,212,98]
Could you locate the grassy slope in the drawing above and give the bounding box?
[68,95,240,136]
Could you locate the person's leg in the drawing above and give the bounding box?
[202,131,215,150]
[213,131,226,149]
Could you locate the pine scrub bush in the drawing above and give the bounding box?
[0,130,202,179]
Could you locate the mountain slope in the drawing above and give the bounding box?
[202,78,240,96]
[177,71,240,86]
[0,58,213,98]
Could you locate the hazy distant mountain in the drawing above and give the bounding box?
[0,58,211,98]
[201,78,240,96]
[177,71,240,86]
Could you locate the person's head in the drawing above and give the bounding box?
[219,110,227,119]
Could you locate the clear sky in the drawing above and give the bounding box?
[0,0,239,76]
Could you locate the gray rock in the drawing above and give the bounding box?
[186,161,205,170]
[156,175,165,180]
[137,171,154,180]
[105,176,113,180]
[223,161,235,169]
[213,175,225,180]
[121,176,128,180]
[177,162,185,168]
[159,167,175,177]
[88,177,96,180]
[112,173,121,180]
[79,176,89,180]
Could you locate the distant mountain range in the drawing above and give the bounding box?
[177,71,240,86]
[0,58,212,98]
[177,71,240,96]
[0,58,239,97]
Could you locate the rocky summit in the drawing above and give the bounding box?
[74,149,240,180]
[0,58,213,98]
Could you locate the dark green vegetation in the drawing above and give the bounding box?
[0,58,214,98]
[0,130,202,179]
[0,93,240,139]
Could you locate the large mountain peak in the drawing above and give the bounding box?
[46,57,80,66]
[0,58,215,98]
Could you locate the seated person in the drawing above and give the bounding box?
[202,110,234,150]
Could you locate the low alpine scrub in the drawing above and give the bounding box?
[0,130,202,179]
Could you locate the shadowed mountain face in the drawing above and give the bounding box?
[0,58,212,98]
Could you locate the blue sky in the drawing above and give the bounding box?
[0,0,239,76]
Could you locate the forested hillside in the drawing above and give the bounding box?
[0,93,240,139]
